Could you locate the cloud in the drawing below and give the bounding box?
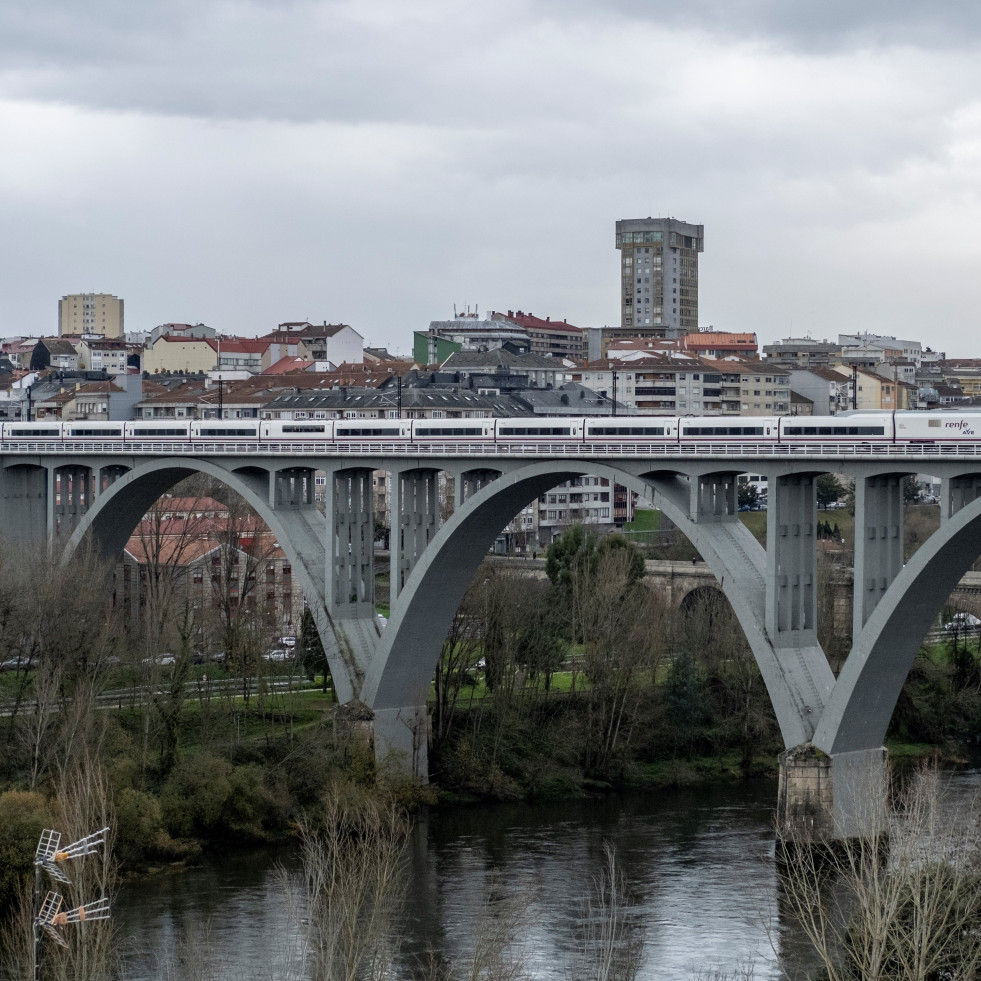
[2,1,981,353]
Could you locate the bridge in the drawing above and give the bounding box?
[4,435,981,835]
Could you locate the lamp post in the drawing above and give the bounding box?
[217,335,224,420]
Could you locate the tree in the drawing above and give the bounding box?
[737,480,759,509]
[903,474,922,504]
[299,605,332,695]
[816,473,845,509]
[777,763,981,981]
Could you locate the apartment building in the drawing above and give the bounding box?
[59,293,124,338]
[615,217,704,335]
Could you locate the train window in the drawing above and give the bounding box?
[335,427,403,437]
[498,426,572,436]
[684,426,764,436]
[415,427,485,436]
[784,426,886,436]
[588,426,665,436]
[281,425,328,433]
[197,427,259,437]
[6,428,61,437]
[69,428,124,437]
[130,427,189,436]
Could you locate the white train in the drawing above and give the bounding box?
[0,411,978,447]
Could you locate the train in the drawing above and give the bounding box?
[0,410,978,447]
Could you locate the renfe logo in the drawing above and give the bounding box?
[946,419,976,435]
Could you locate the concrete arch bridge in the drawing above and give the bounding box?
[3,436,981,834]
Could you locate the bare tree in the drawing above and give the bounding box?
[776,763,981,981]
[572,841,644,981]
[290,784,410,981]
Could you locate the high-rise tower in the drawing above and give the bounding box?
[615,217,703,337]
[59,293,125,337]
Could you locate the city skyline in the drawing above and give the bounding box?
[4,2,981,356]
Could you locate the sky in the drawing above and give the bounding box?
[3,0,981,357]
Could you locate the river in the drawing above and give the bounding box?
[114,776,793,980]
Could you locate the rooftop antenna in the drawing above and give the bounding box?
[33,827,111,979]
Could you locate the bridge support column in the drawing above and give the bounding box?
[766,474,817,639]
[391,469,440,599]
[272,467,316,508]
[454,469,499,510]
[326,469,374,618]
[853,474,904,636]
[98,465,129,495]
[778,744,887,840]
[54,465,95,539]
[0,465,49,547]
[690,473,738,522]
[373,705,429,782]
[941,474,981,523]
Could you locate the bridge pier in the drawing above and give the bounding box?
[326,468,375,618]
[778,744,888,840]
[0,463,48,547]
[853,473,905,636]
[373,704,429,782]
[391,468,440,599]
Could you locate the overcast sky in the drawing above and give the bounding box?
[3,0,981,356]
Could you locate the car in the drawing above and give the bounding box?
[943,613,981,630]
[279,636,296,649]
[0,656,32,672]
[262,648,293,662]
[142,653,175,666]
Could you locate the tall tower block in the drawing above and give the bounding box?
[615,217,703,338]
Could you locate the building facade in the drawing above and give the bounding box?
[59,293,124,338]
[615,217,704,336]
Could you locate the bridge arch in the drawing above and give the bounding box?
[62,456,365,704]
[361,459,828,751]
[814,493,981,756]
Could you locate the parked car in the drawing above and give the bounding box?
[262,648,293,662]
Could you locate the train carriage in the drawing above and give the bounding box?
[1,421,68,441]
[678,417,780,443]
[190,420,261,442]
[62,422,126,441]
[124,422,193,441]
[494,419,586,443]
[778,414,893,442]
[332,421,412,442]
[410,419,495,442]
[893,411,981,442]
[584,418,680,442]
[260,420,333,441]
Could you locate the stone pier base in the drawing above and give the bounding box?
[778,744,887,840]
[372,705,429,783]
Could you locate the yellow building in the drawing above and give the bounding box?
[143,335,217,375]
[829,366,902,410]
[59,293,124,338]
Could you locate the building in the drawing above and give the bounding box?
[79,336,131,375]
[615,217,704,336]
[413,313,529,364]
[488,310,586,360]
[762,337,839,368]
[143,335,217,375]
[59,293,124,338]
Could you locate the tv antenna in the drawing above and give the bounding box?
[33,827,111,980]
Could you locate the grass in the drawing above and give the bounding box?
[623,508,661,533]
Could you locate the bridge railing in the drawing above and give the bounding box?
[2,439,980,459]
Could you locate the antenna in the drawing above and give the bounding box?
[33,827,111,980]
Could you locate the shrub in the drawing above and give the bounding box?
[0,790,53,911]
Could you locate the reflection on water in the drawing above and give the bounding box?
[117,778,786,979]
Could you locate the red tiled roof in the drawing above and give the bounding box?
[264,357,315,375]
[494,310,583,333]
